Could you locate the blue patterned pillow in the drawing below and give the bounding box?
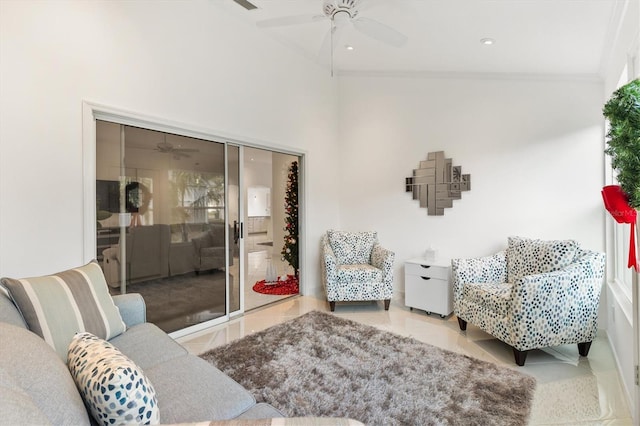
[67,332,160,426]
[327,230,378,265]
[506,236,579,283]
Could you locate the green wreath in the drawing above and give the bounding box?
[604,78,640,208]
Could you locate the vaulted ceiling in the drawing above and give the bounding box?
[216,0,626,78]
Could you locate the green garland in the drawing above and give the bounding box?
[603,78,640,208]
[281,161,299,277]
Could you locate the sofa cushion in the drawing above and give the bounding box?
[0,323,90,425]
[68,332,160,426]
[327,230,377,265]
[0,285,27,328]
[461,281,513,317]
[209,224,225,243]
[109,322,188,370]
[0,368,53,425]
[192,231,214,252]
[506,237,580,283]
[336,264,382,284]
[1,261,126,360]
[112,293,147,328]
[236,402,284,419]
[144,355,256,423]
[201,246,224,258]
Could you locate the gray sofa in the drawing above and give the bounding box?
[0,287,362,425]
[0,288,283,424]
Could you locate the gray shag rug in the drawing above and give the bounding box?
[200,311,536,426]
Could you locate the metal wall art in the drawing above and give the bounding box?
[405,151,471,216]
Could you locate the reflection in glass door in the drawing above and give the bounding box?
[96,121,230,333]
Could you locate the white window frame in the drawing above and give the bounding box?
[605,62,635,313]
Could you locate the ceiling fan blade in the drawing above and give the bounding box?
[352,17,407,47]
[256,14,326,28]
[231,0,257,11]
[174,148,199,153]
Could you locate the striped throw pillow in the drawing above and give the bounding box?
[1,261,126,360]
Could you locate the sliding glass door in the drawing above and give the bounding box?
[94,118,302,332]
[96,121,233,333]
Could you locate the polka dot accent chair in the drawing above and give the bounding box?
[321,230,395,312]
[452,237,606,366]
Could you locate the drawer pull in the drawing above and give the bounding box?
[421,276,431,280]
[420,265,431,269]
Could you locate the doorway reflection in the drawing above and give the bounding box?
[243,147,299,311]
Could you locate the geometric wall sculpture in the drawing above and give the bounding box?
[405,151,471,216]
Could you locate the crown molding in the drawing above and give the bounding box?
[335,69,604,83]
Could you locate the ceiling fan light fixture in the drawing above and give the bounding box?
[333,10,352,26]
[480,38,495,46]
[345,44,354,51]
[324,0,359,20]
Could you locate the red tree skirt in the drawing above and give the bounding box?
[253,275,299,295]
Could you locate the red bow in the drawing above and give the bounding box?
[602,185,638,271]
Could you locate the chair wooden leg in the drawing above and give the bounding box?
[457,317,467,331]
[329,301,336,312]
[578,342,592,357]
[512,347,528,366]
[384,299,390,310]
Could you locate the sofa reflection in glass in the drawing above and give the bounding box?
[101,222,233,288]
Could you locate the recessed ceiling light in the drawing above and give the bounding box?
[345,45,354,51]
[480,38,495,46]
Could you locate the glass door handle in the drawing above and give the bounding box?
[233,220,241,243]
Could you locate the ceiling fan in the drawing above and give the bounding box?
[154,138,199,160]
[256,0,407,72]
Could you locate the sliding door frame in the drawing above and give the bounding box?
[227,143,244,318]
[82,101,307,336]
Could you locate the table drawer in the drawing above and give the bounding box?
[405,262,449,280]
[405,276,452,316]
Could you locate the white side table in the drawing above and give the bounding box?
[404,258,453,318]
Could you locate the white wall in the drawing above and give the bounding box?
[0,0,341,295]
[337,75,605,303]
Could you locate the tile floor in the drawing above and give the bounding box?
[176,296,634,425]
[240,232,296,311]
